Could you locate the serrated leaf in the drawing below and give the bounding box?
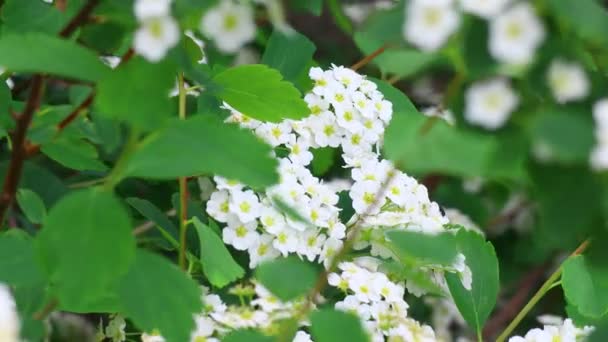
[562,255,608,318]
[126,115,279,188]
[255,256,318,301]
[310,309,369,342]
[212,64,310,122]
[0,230,44,287]
[0,33,110,82]
[95,58,176,130]
[34,188,136,310]
[192,217,244,288]
[118,250,203,342]
[385,230,459,267]
[262,30,316,85]
[16,189,47,224]
[446,230,499,337]
[41,138,108,172]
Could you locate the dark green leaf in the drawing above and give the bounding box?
[311,147,336,176]
[0,230,44,286]
[193,217,244,288]
[0,33,110,82]
[95,58,176,130]
[222,329,274,342]
[548,0,608,47]
[255,256,318,301]
[41,138,108,172]
[16,189,47,224]
[290,0,323,16]
[262,30,316,85]
[310,309,369,342]
[13,285,47,341]
[562,255,608,318]
[34,188,136,310]
[118,250,203,342]
[126,115,279,188]
[212,64,310,122]
[1,0,67,34]
[446,230,499,337]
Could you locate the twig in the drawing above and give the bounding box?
[33,298,58,320]
[59,0,101,38]
[132,209,177,236]
[0,76,45,226]
[350,44,389,71]
[177,73,189,271]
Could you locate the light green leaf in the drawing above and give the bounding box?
[310,309,369,342]
[223,329,274,342]
[34,188,136,310]
[41,138,108,172]
[212,64,310,122]
[446,230,499,337]
[118,250,203,342]
[255,256,318,302]
[126,115,279,188]
[0,230,44,287]
[370,78,417,114]
[385,230,459,267]
[562,255,608,318]
[548,0,608,47]
[262,30,316,85]
[16,189,47,224]
[0,33,110,82]
[192,217,244,288]
[95,58,176,130]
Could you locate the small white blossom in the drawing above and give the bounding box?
[547,59,589,103]
[464,78,519,130]
[200,1,256,53]
[105,315,126,342]
[459,0,510,19]
[0,284,19,342]
[134,0,172,20]
[508,318,593,342]
[134,16,180,62]
[404,0,460,52]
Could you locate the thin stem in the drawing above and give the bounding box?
[177,73,189,271]
[103,129,140,190]
[59,0,100,37]
[496,239,591,342]
[33,298,58,320]
[351,44,389,71]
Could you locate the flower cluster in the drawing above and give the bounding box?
[330,261,437,342]
[591,98,608,170]
[508,317,593,342]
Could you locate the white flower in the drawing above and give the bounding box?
[547,59,589,103]
[297,231,327,262]
[287,138,314,166]
[272,226,299,256]
[105,315,126,342]
[464,78,519,130]
[404,0,460,52]
[293,331,313,342]
[134,16,180,62]
[190,316,217,342]
[223,216,259,250]
[489,3,545,64]
[508,318,593,342]
[350,180,384,215]
[200,1,256,53]
[0,284,20,342]
[134,0,172,20]
[141,333,165,342]
[591,98,608,170]
[206,190,231,223]
[248,234,281,268]
[459,0,510,19]
[229,189,261,223]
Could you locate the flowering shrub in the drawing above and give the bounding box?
[1,0,608,342]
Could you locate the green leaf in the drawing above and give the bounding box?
[290,0,323,16]
[41,138,108,172]
[548,0,608,47]
[311,147,336,176]
[118,250,203,342]
[34,188,136,310]
[95,58,176,130]
[0,230,44,287]
[370,78,417,114]
[126,197,179,237]
[126,115,279,188]
[255,256,318,301]
[13,285,47,342]
[310,309,369,342]
[212,64,310,122]
[262,30,316,85]
[0,33,110,82]
[16,189,47,224]
[562,255,608,318]
[446,230,499,337]
[1,0,67,34]
[192,217,244,288]
[385,230,459,267]
[0,80,10,122]
[589,322,608,342]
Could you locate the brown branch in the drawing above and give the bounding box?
[0,76,45,226]
[350,44,389,71]
[59,0,101,38]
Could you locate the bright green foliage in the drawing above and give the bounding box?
[126,115,279,188]
[548,0,608,47]
[34,188,136,310]
[310,309,369,342]
[212,64,310,122]
[193,217,244,288]
[262,30,316,85]
[0,230,44,287]
[562,255,608,318]
[41,138,108,171]
[255,256,318,301]
[222,329,275,342]
[16,189,47,224]
[385,230,459,267]
[118,250,203,342]
[0,33,110,82]
[446,230,499,337]
[95,58,176,130]
[13,285,47,341]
